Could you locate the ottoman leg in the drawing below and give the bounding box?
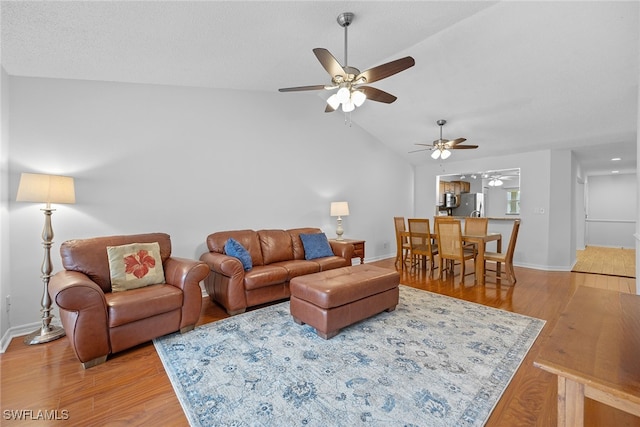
[317,329,339,340]
[292,317,305,325]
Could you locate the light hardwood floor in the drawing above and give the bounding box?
[1,259,638,426]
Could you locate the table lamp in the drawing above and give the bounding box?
[330,201,350,240]
[16,172,75,345]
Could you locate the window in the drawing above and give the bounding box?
[506,189,520,215]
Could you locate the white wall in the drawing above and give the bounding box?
[415,150,559,270]
[4,76,414,338]
[548,149,575,269]
[585,173,637,248]
[636,3,640,296]
[1,68,10,338]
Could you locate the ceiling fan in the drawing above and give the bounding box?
[484,171,518,186]
[411,119,478,159]
[278,12,415,114]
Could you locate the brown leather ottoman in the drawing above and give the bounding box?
[289,264,400,339]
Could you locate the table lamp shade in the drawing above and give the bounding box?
[330,201,349,217]
[16,173,75,205]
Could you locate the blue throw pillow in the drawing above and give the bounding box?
[300,233,334,260]
[224,238,252,271]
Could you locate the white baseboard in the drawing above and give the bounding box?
[0,319,62,353]
[0,319,63,353]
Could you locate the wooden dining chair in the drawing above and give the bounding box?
[436,219,476,285]
[483,219,521,285]
[394,216,410,267]
[407,218,438,273]
[463,217,488,254]
[464,217,488,235]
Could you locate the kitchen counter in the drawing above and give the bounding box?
[442,216,520,221]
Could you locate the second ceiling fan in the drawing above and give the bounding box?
[279,12,415,113]
[411,120,478,159]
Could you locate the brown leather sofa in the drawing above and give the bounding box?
[49,233,209,368]
[200,228,354,315]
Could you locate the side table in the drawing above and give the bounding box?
[534,286,640,426]
[330,238,365,264]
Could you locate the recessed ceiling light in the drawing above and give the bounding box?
[611,157,621,161]
[612,170,620,174]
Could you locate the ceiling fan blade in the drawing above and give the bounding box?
[313,48,346,78]
[447,137,467,146]
[356,56,415,84]
[450,145,479,149]
[278,85,327,92]
[409,148,430,153]
[360,86,397,104]
[414,143,435,147]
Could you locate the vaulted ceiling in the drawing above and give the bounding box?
[2,1,638,174]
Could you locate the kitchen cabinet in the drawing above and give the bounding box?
[438,180,471,206]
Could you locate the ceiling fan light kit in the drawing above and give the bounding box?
[411,119,478,160]
[431,148,451,160]
[278,12,415,118]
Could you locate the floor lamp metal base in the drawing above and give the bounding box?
[24,325,66,345]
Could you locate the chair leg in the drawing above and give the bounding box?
[508,263,517,285]
[459,260,465,286]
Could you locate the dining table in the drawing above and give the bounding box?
[398,224,502,286]
[462,232,502,286]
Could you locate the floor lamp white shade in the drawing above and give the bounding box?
[16,172,76,345]
[330,201,350,240]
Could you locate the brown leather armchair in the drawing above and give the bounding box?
[49,233,209,368]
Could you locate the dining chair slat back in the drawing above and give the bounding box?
[394,216,410,267]
[436,219,476,285]
[484,219,521,285]
[463,217,489,253]
[407,218,438,273]
[464,217,488,235]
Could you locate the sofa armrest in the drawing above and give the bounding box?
[164,257,210,329]
[200,252,244,276]
[329,240,355,265]
[199,252,248,314]
[49,270,110,364]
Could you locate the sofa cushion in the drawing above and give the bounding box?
[271,260,320,279]
[206,230,264,267]
[257,230,294,265]
[224,238,252,271]
[288,228,323,260]
[105,284,183,327]
[243,265,289,290]
[60,233,172,293]
[314,256,350,271]
[107,242,166,292]
[300,233,334,260]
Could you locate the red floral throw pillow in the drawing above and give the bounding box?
[107,242,165,292]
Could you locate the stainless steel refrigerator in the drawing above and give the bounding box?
[452,193,484,217]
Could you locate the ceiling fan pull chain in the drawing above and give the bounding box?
[343,111,354,127]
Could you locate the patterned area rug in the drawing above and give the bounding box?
[154,285,545,426]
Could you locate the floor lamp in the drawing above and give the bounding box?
[16,173,76,345]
